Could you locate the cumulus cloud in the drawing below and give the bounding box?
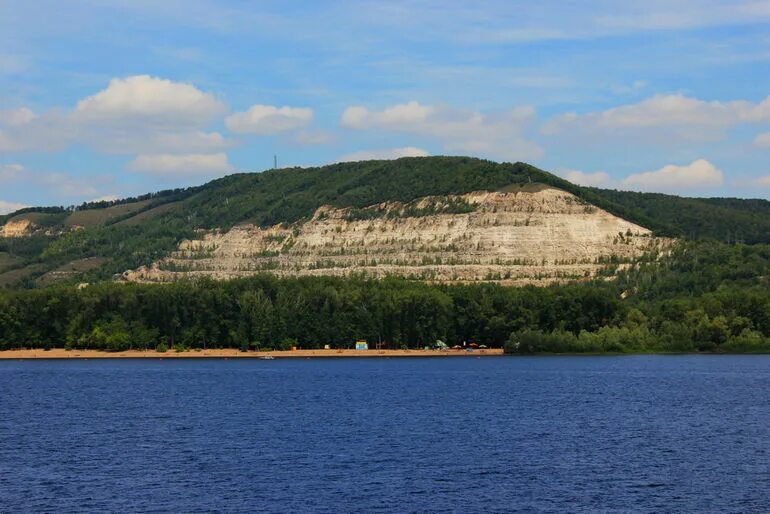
[74,76,229,154]
[342,102,433,129]
[562,159,726,194]
[754,132,770,148]
[74,75,225,124]
[623,159,723,192]
[337,146,429,162]
[544,93,770,142]
[0,75,231,155]
[561,169,613,187]
[226,104,313,135]
[340,101,542,161]
[0,200,28,215]
[127,153,232,175]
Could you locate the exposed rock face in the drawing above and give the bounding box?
[123,188,672,285]
[0,219,34,237]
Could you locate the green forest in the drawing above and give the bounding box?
[1,240,769,353]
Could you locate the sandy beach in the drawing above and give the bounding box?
[0,348,504,359]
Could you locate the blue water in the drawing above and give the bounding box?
[1,356,769,513]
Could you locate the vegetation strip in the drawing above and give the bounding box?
[0,349,504,359]
[1,240,769,354]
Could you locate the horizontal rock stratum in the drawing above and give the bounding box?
[0,219,34,237]
[123,187,671,285]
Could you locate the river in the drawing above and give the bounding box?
[1,355,768,512]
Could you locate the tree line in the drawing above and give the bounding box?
[1,241,769,353]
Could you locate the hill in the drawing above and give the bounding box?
[1,156,770,288]
[124,187,668,286]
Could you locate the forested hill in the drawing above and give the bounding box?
[583,188,770,244]
[2,156,770,288]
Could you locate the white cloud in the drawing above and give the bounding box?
[128,153,232,175]
[337,146,429,162]
[74,75,225,124]
[0,109,71,152]
[342,101,432,129]
[0,200,28,215]
[592,95,744,128]
[623,159,724,192]
[0,76,231,155]
[561,169,613,187]
[0,108,37,126]
[543,93,770,142]
[89,195,120,203]
[340,101,542,161]
[226,104,313,135]
[754,132,770,148]
[562,159,726,194]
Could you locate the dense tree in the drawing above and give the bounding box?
[1,241,769,353]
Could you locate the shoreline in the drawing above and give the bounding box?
[0,348,504,360]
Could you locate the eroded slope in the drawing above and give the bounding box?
[123,187,671,285]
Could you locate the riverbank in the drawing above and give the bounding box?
[0,348,504,359]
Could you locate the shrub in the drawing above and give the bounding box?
[657,321,696,352]
[506,329,579,354]
[156,343,168,353]
[722,329,770,353]
[276,337,297,351]
[105,332,131,352]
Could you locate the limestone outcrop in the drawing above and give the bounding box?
[0,219,34,237]
[123,187,671,285]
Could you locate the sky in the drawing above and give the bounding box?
[2,0,770,212]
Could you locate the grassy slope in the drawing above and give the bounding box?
[2,156,770,287]
[64,200,153,227]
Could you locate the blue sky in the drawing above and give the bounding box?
[2,0,770,212]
